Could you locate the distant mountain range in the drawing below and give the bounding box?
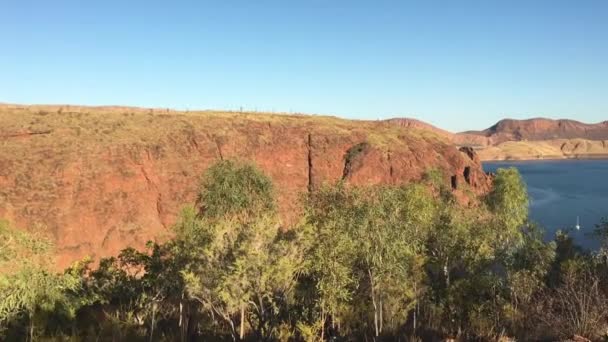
[458,118,608,144]
[388,117,608,161]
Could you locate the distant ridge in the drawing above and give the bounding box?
[384,117,608,161]
[458,118,608,144]
[453,118,608,161]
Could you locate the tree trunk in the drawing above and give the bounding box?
[258,294,266,340]
[369,269,379,337]
[373,295,379,338]
[444,259,450,288]
[413,282,417,334]
[149,302,156,342]
[179,297,185,342]
[413,308,417,335]
[186,306,197,342]
[379,297,383,334]
[229,318,237,342]
[29,310,35,342]
[320,309,326,341]
[240,304,245,340]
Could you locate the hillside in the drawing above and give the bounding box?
[455,118,608,160]
[384,118,453,138]
[0,104,490,266]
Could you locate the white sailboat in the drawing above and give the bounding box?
[575,216,580,230]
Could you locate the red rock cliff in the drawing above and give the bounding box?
[0,104,490,267]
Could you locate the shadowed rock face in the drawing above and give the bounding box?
[0,104,490,267]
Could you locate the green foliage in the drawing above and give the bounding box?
[356,185,435,335]
[423,168,455,203]
[594,217,608,262]
[487,167,529,232]
[342,142,370,178]
[302,183,360,333]
[301,183,438,337]
[198,159,275,220]
[180,213,302,340]
[3,160,608,341]
[181,160,302,341]
[540,258,608,339]
[0,221,81,339]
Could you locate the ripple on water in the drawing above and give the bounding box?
[528,187,560,208]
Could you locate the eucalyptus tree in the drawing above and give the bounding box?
[302,183,437,339]
[113,242,188,341]
[356,184,436,337]
[502,223,556,337]
[420,167,532,337]
[301,183,360,339]
[0,221,80,341]
[424,197,515,335]
[487,167,529,240]
[178,159,302,341]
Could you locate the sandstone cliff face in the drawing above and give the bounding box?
[0,105,490,267]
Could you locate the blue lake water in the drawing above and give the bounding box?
[483,159,608,250]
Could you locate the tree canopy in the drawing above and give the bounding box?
[1,162,607,341]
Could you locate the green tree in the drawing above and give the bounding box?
[356,185,435,337]
[0,221,80,341]
[301,183,359,339]
[116,242,188,342]
[198,159,275,220]
[487,167,529,237]
[502,223,556,338]
[180,160,301,341]
[423,196,527,337]
[593,218,608,265]
[302,183,437,339]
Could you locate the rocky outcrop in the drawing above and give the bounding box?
[0,104,490,267]
[459,146,479,164]
[457,146,491,190]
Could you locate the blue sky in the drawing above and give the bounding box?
[1,1,607,131]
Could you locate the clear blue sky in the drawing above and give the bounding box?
[1,1,607,131]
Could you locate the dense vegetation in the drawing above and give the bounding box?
[1,160,608,341]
